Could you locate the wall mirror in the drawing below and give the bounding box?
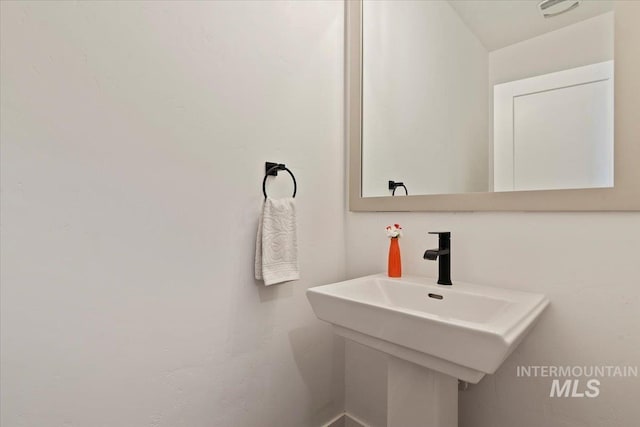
[348,0,640,211]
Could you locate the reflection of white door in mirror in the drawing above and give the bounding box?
[494,61,613,192]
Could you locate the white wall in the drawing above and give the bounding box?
[0,2,346,426]
[489,12,614,86]
[362,0,488,197]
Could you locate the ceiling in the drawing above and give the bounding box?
[447,0,614,51]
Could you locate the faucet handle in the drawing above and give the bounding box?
[428,231,450,238]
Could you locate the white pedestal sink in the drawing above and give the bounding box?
[307,274,549,427]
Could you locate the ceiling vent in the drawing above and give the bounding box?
[538,0,582,18]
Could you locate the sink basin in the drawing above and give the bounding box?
[307,274,549,383]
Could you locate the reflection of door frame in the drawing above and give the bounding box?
[493,60,614,192]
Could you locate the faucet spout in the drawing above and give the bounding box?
[423,248,449,260]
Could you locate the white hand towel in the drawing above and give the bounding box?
[255,197,300,286]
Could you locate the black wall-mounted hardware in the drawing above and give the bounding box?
[265,162,281,176]
[263,162,297,199]
[388,180,408,196]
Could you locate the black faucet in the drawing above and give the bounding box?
[423,232,452,285]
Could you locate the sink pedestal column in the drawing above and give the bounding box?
[387,356,458,427]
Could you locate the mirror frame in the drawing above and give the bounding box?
[348,0,640,211]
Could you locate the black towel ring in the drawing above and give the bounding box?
[389,180,408,196]
[263,162,297,199]
[392,184,408,196]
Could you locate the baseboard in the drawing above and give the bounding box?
[344,413,368,427]
[323,412,369,427]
